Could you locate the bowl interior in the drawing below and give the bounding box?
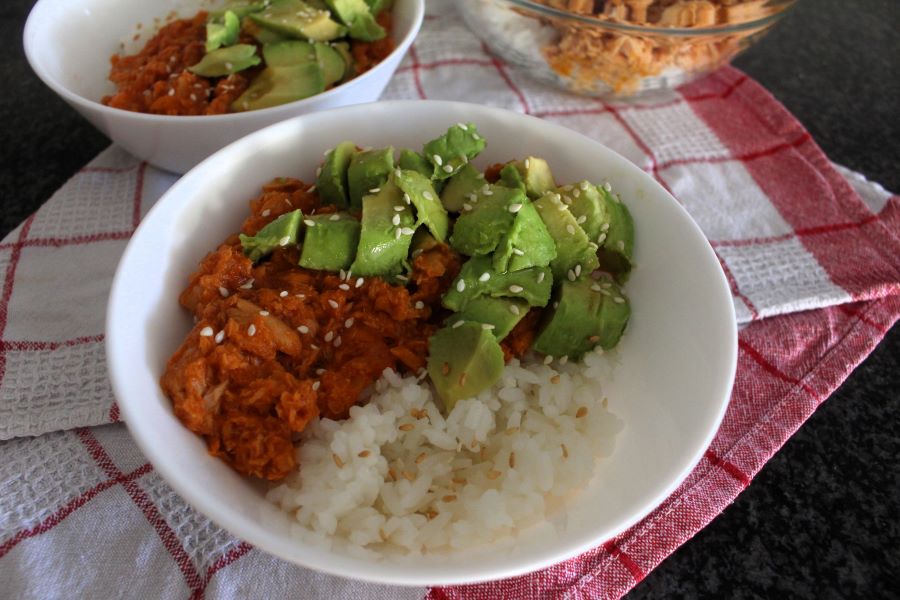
[107,101,737,585]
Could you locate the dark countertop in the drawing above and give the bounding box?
[2,0,897,597]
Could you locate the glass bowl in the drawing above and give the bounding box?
[458,0,797,98]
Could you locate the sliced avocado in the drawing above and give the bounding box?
[514,156,555,199]
[398,149,432,179]
[188,44,261,77]
[262,40,317,66]
[446,297,529,341]
[595,186,635,282]
[239,209,303,262]
[298,212,360,271]
[244,18,290,44]
[393,170,449,242]
[231,63,324,111]
[314,43,346,87]
[492,199,557,273]
[249,0,348,42]
[316,141,357,208]
[323,0,386,41]
[332,41,356,79]
[448,184,523,257]
[210,1,266,20]
[427,323,505,413]
[442,255,552,311]
[532,275,630,360]
[564,181,607,242]
[533,191,600,283]
[439,163,484,212]
[347,147,395,211]
[499,162,526,192]
[205,10,241,52]
[423,123,487,181]
[349,181,416,277]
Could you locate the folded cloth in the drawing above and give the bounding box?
[0,1,898,598]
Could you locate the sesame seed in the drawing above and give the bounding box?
[167,89,174,96]
[296,293,306,299]
[576,215,587,224]
[308,185,316,192]
[327,299,339,309]
[508,284,524,293]
[537,271,545,283]
[334,336,342,347]
[567,270,576,282]
[344,318,354,328]
[392,214,401,226]
[482,323,495,330]
[355,277,364,288]
[261,209,271,217]
[240,279,254,290]
[369,187,380,193]
[613,296,626,304]
[278,235,290,246]
[316,166,322,177]
[403,193,411,205]
[508,203,523,213]
[573,188,581,198]
[617,240,626,251]
[394,168,402,178]
[603,182,612,192]
[472,133,481,141]
[200,326,214,337]
[524,158,530,168]
[247,324,256,336]
[559,355,569,365]
[259,310,269,316]
[394,228,402,239]
[414,301,424,310]
[218,287,229,298]
[329,214,340,221]
[400,227,416,235]
[580,181,591,191]
[543,355,554,365]
[463,203,472,212]
[468,193,478,202]
[591,283,603,292]
[324,331,334,342]
[457,122,467,130]
[597,233,607,244]
[324,149,333,157]
[338,283,350,291]
[512,248,525,256]
[443,165,454,173]
[509,304,520,315]
[423,191,434,201]
[452,319,465,328]
[394,205,405,212]
[341,270,348,281]
[304,219,315,227]
[566,224,576,235]
[214,330,225,344]
[588,242,599,250]
[483,188,493,196]
[298,325,309,334]
[601,222,611,232]
[433,154,443,166]
[575,264,582,276]
[396,274,409,282]
[312,381,321,391]
[456,279,466,292]
[279,290,288,297]
[479,272,491,282]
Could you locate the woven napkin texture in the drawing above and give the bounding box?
[1,1,899,598]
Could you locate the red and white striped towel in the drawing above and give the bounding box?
[1,1,898,598]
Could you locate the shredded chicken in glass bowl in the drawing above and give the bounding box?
[458,0,798,97]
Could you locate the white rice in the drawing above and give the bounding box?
[266,348,623,558]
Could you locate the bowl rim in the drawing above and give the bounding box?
[106,99,738,586]
[22,0,424,123]
[495,0,797,36]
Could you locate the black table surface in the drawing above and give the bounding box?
[3,0,898,597]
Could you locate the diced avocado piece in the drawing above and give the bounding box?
[349,181,416,277]
[492,199,557,273]
[206,10,241,52]
[427,323,505,413]
[446,297,529,341]
[262,40,317,66]
[439,163,484,212]
[442,255,552,311]
[323,0,386,41]
[423,123,487,181]
[595,186,635,282]
[398,149,431,179]
[210,1,266,20]
[298,212,360,271]
[347,147,395,211]
[231,63,324,111]
[564,181,607,242]
[393,170,449,242]
[314,43,346,87]
[533,275,630,360]
[188,44,261,77]
[332,41,356,79]
[449,184,522,257]
[316,141,357,208]
[514,156,555,199]
[533,191,600,283]
[239,209,303,262]
[499,162,525,192]
[249,0,348,42]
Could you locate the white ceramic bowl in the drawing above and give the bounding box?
[107,100,737,586]
[23,0,423,174]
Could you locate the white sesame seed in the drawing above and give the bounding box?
[543,355,554,365]
[603,182,613,192]
[311,344,319,350]
[524,158,530,169]
[324,149,333,157]
[566,224,576,235]
[575,264,582,277]
[214,330,225,343]
[537,272,545,283]
[563,196,572,205]
[167,89,174,96]
[345,318,354,328]
[457,122,467,130]
[573,188,581,198]
[553,301,559,308]
[512,248,525,256]
[482,184,491,193]
[613,296,626,304]
[334,336,342,347]
[588,242,599,250]
[394,228,402,239]
[483,188,493,196]
[508,284,524,293]
[443,165,453,173]
[481,323,495,330]
[278,235,291,246]
[617,240,626,251]
[601,222,610,232]
[591,283,603,292]
[452,319,465,328]
[433,154,443,166]
[328,299,339,309]
[312,381,321,391]
[580,181,591,191]
[567,270,576,282]
[478,272,491,282]
[200,326,214,337]
[259,310,269,316]
[330,214,340,221]
[316,368,326,376]
[456,280,466,292]
[304,219,315,227]
[316,166,322,177]
[403,193,411,205]
[218,287,229,298]
[576,215,587,224]
[400,227,416,235]
[394,168,402,178]
[394,205,405,212]
[370,187,380,193]
[423,191,434,201]
[392,214,401,226]
[414,301,424,310]
[508,203,523,213]
[240,279,254,290]
[298,325,309,334]
[261,209,271,217]
[597,233,608,244]
[396,274,408,283]
[324,331,334,342]
[599,288,611,296]
[339,283,350,291]
[307,184,316,192]
[247,324,256,336]
[355,277,364,288]
[467,193,478,202]
[509,304,520,315]
[463,203,473,212]
[472,133,481,141]
[559,355,569,365]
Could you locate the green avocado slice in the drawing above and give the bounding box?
[446,296,529,341]
[262,40,317,66]
[492,198,557,273]
[231,63,324,111]
[316,141,357,208]
[324,0,386,41]
[239,209,303,262]
[442,255,552,311]
[595,185,635,283]
[298,212,360,271]
[315,42,347,87]
[532,275,630,360]
[563,181,607,242]
[423,123,486,181]
[349,181,416,277]
[205,10,241,52]
[448,184,523,257]
[533,191,600,283]
[188,44,261,77]
[498,162,525,192]
[347,147,395,211]
[393,170,449,242]
[249,0,347,42]
[514,156,555,199]
[439,163,484,212]
[427,322,505,413]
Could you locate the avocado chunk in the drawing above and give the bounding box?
[298,212,360,271]
[249,0,347,42]
[398,149,432,179]
[347,147,395,210]
[446,297,529,341]
[498,162,525,192]
[439,163,484,212]
[595,185,635,282]
[211,1,266,20]
[533,191,600,283]
[514,156,556,199]
[205,10,241,52]
[427,322,505,413]
[316,141,357,208]
[332,41,356,79]
[314,42,346,87]
[244,18,290,44]
[393,170,449,242]
[442,255,552,311]
[231,63,324,111]
[188,44,261,77]
[563,181,607,242]
[323,0,386,41]
[239,209,303,262]
[423,123,487,181]
[532,275,630,360]
[262,40,317,66]
[449,184,523,257]
[492,199,557,273]
[349,181,416,277]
